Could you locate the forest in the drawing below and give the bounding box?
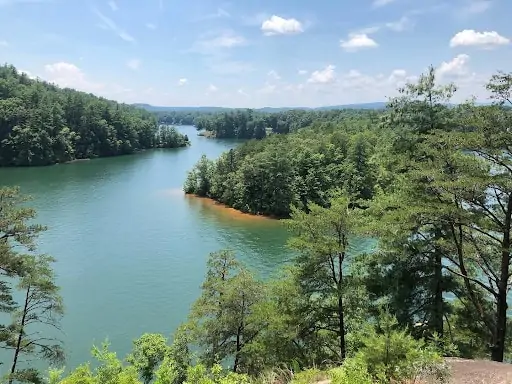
[1,65,512,384]
[0,65,189,166]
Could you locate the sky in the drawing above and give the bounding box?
[0,0,511,108]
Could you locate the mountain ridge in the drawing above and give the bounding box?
[132,102,388,113]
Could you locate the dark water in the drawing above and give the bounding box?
[0,126,292,371]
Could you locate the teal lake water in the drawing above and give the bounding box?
[0,126,293,371]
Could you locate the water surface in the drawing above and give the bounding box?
[0,126,292,370]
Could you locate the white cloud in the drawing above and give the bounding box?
[386,16,414,32]
[437,54,471,78]
[340,33,378,52]
[43,62,104,92]
[450,29,510,48]
[307,65,336,84]
[146,23,157,30]
[127,59,141,70]
[298,69,308,75]
[107,0,118,11]
[207,84,218,92]
[267,70,281,80]
[261,15,304,36]
[388,69,407,81]
[373,0,397,7]
[178,78,188,86]
[94,8,135,43]
[17,69,36,79]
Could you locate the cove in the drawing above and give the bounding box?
[0,126,292,371]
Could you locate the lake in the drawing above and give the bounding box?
[0,126,292,371]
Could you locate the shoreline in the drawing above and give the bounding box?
[184,194,280,221]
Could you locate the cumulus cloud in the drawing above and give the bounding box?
[178,78,188,86]
[437,54,471,78]
[261,15,304,36]
[307,65,336,84]
[450,29,510,48]
[340,33,378,52]
[17,69,36,79]
[127,59,141,70]
[44,62,104,92]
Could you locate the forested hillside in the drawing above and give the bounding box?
[0,64,188,166]
[193,108,380,139]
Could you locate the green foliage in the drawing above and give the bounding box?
[0,64,188,167]
[328,359,372,384]
[188,251,265,374]
[284,194,366,362]
[0,187,64,383]
[184,126,378,217]
[127,334,169,384]
[352,313,449,383]
[156,126,189,148]
[184,364,250,384]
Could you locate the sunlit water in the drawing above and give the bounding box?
[0,126,373,372]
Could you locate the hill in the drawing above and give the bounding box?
[0,64,189,166]
[132,102,388,113]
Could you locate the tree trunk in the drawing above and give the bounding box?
[233,328,241,373]
[433,245,444,337]
[338,291,346,361]
[491,198,512,362]
[338,251,346,361]
[9,285,30,384]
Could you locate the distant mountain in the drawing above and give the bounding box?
[132,102,388,113]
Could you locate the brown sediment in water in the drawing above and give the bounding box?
[184,194,279,222]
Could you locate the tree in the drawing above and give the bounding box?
[183,155,213,197]
[127,334,169,384]
[7,254,64,384]
[188,251,265,373]
[285,194,363,362]
[371,66,458,337]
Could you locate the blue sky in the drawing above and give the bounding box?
[0,0,511,107]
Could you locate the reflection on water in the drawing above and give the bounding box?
[184,194,276,223]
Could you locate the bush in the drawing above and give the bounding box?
[351,313,450,384]
[184,364,251,384]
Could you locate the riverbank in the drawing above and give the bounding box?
[184,194,280,222]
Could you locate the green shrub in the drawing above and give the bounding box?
[351,313,450,384]
[184,364,250,384]
[328,358,372,384]
[291,368,327,384]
